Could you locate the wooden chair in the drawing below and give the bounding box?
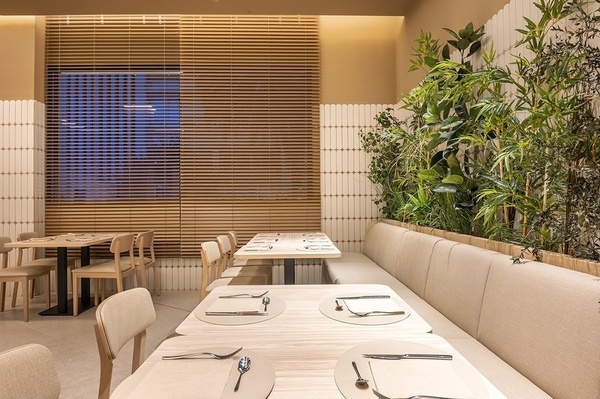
[0,237,51,322]
[94,287,156,399]
[0,343,61,399]
[217,234,272,284]
[200,241,233,301]
[13,231,76,306]
[133,231,160,296]
[227,231,274,267]
[71,233,138,316]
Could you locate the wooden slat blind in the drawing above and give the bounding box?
[45,15,320,257]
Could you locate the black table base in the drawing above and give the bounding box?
[39,297,95,316]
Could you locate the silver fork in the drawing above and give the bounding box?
[162,346,243,360]
[348,310,405,317]
[218,291,269,298]
[373,389,462,399]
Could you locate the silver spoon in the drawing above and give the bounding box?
[335,300,343,311]
[234,356,251,392]
[262,296,270,312]
[351,361,369,389]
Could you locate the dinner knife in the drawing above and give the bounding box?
[205,311,262,316]
[336,295,391,300]
[362,353,453,360]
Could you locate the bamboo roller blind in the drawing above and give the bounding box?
[45,15,320,257]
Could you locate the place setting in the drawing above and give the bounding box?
[319,294,410,325]
[194,290,286,325]
[334,339,488,399]
[113,346,275,399]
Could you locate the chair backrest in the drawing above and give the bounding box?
[0,236,12,269]
[110,233,136,273]
[200,241,221,300]
[94,287,156,399]
[16,232,40,264]
[135,230,156,265]
[216,234,233,274]
[0,343,61,399]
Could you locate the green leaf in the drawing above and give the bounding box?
[442,174,464,185]
[426,135,444,151]
[424,56,438,68]
[442,28,461,41]
[468,41,481,57]
[459,29,469,39]
[441,116,462,130]
[457,38,470,50]
[417,169,438,181]
[442,44,450,60]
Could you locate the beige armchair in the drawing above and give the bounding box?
[94,287,156,399]
[71,233,138,316]
[133,231,160,295]
[0,343,61,399]
[0,237,51,322]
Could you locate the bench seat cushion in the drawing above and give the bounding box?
[448,337,552,399]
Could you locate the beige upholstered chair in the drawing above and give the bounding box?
[217,234,272,284]
[200,241,232,301]
[0,237,51,322]
[13,231,76,306]
[71,233,138,316]
[133,231,160,296]
[0,343,61,399]
[94,287,156,399]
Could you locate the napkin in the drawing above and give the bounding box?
[343,298,404,314]
[205,298,264,314]
[124,359,233,398]
[369,358,475,398]
[244,245,272,251]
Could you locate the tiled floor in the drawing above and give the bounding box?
[0,289,200,399]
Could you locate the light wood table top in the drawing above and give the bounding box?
[113,285,506,398]
[234,232,342,260]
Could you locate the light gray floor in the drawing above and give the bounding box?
[0,289,200,399]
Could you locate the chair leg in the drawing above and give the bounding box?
[11,281,18,307]
[72,275,79,316]
[22,278,29,322]
[0,281,5,312]
[94,279,99,306]
[116,276,124,293]
[155,266,161,296]
[132,269,138,288]
[140,267,148,290]
[30,278,35,299]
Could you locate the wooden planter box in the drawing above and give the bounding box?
[384,219,600,277]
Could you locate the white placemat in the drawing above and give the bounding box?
[334,340,488,399]
[319,295,410,325]
[195,296,286,325]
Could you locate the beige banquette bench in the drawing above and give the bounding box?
[324,220,600,399]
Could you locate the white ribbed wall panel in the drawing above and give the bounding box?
[0,100,46,269]
[321,104,394,252]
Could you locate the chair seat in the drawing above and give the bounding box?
[206,277,233,292]
[0,265,50,278]
[72,259,134,275]
[221,267,242,277]
[222,265,272,278]
[233,258,273,267]
[21,257,77,268]
[122,257,153,267]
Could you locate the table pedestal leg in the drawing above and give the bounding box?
[284,259,295,284]
[56,247,68,313]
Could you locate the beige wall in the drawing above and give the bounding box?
[0,16,44,101]
[320,16,399,104]
[397,0,510,97]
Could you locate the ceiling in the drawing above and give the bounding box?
[0,0,415,16]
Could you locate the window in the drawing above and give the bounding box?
[45,15,320,257]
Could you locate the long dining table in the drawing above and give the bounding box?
[112,284,507,398]
[5,233,116,315]
[234,232,341,284]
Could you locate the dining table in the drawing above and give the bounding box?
[110,284,507,398]
[5,233,116,315]
[234,232,341,284]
